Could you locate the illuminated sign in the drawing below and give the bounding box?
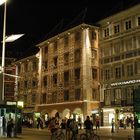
[6,101,17,105]
[111,79,140,86]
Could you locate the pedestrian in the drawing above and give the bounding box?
[111,118,115,133]
[70,119,78,140]
[78,116,82,129]
[7,118,14,137]
[61,119,67,139]
[115,119,120,133]
[95,116,100,130]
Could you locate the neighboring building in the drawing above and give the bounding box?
[15,55,39,116]
[0,57,16,101]
[97,4,140,126]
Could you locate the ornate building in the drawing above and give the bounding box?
[15,23,100,120]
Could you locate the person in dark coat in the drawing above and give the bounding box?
[7,119,14,137]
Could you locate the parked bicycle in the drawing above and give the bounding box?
[80,129,100,140]
[51,129,65,140]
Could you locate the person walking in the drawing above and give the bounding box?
[95,116,100,130]
[111,118,115,133]
[115,119,120,133]
[7,119,14,138]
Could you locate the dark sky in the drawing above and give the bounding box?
[0,0,139,58]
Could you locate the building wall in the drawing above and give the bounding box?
[98,4,140,125]
[37,24,100,118]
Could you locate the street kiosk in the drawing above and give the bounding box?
[0,101,23,137]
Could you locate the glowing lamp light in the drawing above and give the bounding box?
[5,34,24,42]
[0,0,7,5]
[17,101,24,108]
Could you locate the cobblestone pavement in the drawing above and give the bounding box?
[0,126,134,140]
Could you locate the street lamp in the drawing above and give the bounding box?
[0,0,24,102]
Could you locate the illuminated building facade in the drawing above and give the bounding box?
[36,24,100,120]
[97,4,140,125]
[15,55,39,115]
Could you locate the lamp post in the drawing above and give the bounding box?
[0,0,24,103]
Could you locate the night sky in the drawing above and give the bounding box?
[0,0,139,59]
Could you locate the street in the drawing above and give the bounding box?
[0,126,134,140]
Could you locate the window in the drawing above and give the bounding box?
[75,89,80,100]
[75,32,81,41]
[75,68,80,80]
[32,61,37,71]
[114,88,121,105]
[43,76,47,87]
[53,74,57,85]
[64,90,69,101]
[24,63,28,72]
[92,89,99,101]
[91,31,97,40]
[24,81,28,88]
[52,92,57,103]
[5,83,13,92]
[91,49,97,59]
[44,46,48,54]
[44,61,48,69]
[53,57,57,68]
[42,93,46,104]
[64,71,69,83]
[64,37,68,47]
[137,17,140,26]
[92,68,97,79]
[104,69,110,80]
[32,80,36,87]
[32,94,36,104]
[54,42,57,52]
[113,42,120,54]
[18,65,21,74]
[115,67,121,79]
[104,89,111,105]
[125,20,131,30]
[104,28,109,37]
[75,49,81,63]
[126,87,133,105]
[114,24,120,34]
[64,53,69,65]
[127,64,133,76]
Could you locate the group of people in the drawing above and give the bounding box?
[111,116,134,133]
[48,115,96,140]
